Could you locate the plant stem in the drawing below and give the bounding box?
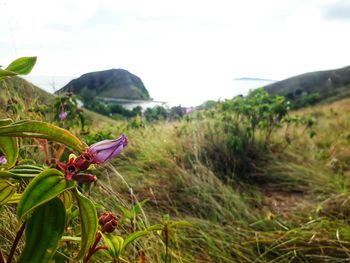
[7,222,26,263]
[164,225,169,263]
[83,232,102,263]
[0,249,5,263]
[93,246,108,253]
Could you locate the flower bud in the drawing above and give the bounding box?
[98,212,118,233]
[103,220,117,233]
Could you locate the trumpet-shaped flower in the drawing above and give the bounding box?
[56,134,128,182]
[87,134,128,164]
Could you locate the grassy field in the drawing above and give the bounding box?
[82,97,350,262]
[1,81,350,262]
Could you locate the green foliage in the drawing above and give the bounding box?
[0,180,17,206]
[102,230,149,260]
[186,89,291,182]
[0,119,18,168]
[129,114,144,128]
[0,120,87,151]
[0,57,132,263]
[0,164,44,179]
[54,92,86,132]
[84,130,115,145]
[72,189,98,260]
[224,88,289,146]
[18,197,65,263]
[0,57,37,81]
[144,106,165,122]
[16,169,74,220]
[291,92,321,109]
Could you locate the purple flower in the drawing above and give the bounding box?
[87,134,128,164]
[185,107,193,114]
[59,111,68,121]
[0,156,7,165]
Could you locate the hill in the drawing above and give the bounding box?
[56,69,151,101]
[0,76,53,116]
[264,65,350,103]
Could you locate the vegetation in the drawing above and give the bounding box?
[264,64,350,105]
[56,69,151,100]
[2,56,350,263]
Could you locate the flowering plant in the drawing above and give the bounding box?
[54,92,85,132]
[0,56,189,263]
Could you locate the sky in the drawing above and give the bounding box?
[1,0,350,105]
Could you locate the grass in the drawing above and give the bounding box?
[70,96,350,261]
[72,98,350,262]
[2,79,350,261]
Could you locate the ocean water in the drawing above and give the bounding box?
[23,75,275,108]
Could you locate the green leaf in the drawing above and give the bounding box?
[0,119,18,168]
[0,69,17,81]
[147,224,163,232]
[5,56,37,75]
[6,192,21,204]
[0,120,87,152]
[72,189,98,260]
[102,233,124,259]
[52,252,67,263]
[18,197,65,263]
[163,214,170,224]
[59,190,73,210]
[0,119,14,126]
[0,180,17,205]
[102,230,148,260]
[0,165,44,179]
[122,230,149,251]
[17,169,74,220]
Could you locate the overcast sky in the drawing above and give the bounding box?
[1,0,350,104]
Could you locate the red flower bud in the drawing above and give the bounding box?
[98,212,118,233]
[103,220,117,233]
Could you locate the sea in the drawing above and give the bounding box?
[23,75,275,110]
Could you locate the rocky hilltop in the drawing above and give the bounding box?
[56,69,151,100]
[264,65,350,102]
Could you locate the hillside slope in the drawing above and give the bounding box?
[56,69,151,100]
[264,65,350,102]
[0,76,53,115]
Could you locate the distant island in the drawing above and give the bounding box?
[235,77,276,82]
[56,69,151,101]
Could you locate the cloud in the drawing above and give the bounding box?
[322,0,350,20]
